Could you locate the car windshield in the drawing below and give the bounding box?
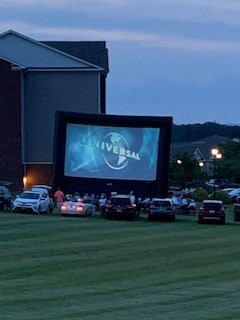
[152,201,171,207]
[110,197,131,205]
[19,192,40,200]
[203,203,222,210]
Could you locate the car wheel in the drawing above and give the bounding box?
[148,215,152,221]
[37,206,41,215]
[45,206,50,214]
[198,218,203,224]
[3,203,8,211]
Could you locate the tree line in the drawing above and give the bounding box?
[172,122,240,143]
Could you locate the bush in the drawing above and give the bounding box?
[208,190,232,204]
[192,187,209,202]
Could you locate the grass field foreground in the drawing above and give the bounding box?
[1,207,240,320]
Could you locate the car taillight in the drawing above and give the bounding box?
[61,205,67,210]
[76,206,84,212]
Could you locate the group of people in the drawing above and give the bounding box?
[53,188,196,215]
[171,194,196,214]
[53,188,136,213]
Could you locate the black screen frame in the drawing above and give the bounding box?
[52,111,173,198]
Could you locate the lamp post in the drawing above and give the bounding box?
[176,159,184,189]
[211,148,222,199]
[198,161,204,186]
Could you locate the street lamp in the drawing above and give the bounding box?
[211,148,222,198]
[199,161,204,168]
[176,159,185,189]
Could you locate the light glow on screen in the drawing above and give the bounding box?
[64,123,160,181]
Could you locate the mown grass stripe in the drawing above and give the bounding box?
[1,209,240,319]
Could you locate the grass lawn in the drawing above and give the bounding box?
[1,207,240,320]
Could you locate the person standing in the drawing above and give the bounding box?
[98,193,107,216]
[129,191,135,205]
[54,187,65,211]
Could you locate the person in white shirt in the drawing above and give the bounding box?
[171,195,179,207]
[129,191,135,205]
[98,194,107,215]
[179,197,188,212]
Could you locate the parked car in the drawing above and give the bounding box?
[148,198,176,221]
[60,196,96,217]
[12,190,51,214]
[0,186,12,211]
[198,200,225,224]
[105,194,138,220]
[222,188,235,194]
[31,185,53,212]
[228,188,240,203]
[31,185,52,197]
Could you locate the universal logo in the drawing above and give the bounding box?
[79,132,140,170]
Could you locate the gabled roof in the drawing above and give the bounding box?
[171,135,231,160]
[171,142,206,160]
[0,30,103,71]
[42,41,109,74]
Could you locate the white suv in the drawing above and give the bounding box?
[12,190,51,214]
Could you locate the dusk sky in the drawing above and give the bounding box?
[1,0,240,125]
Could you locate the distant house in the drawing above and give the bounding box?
[0,30,109,190]
[171,135,231,170]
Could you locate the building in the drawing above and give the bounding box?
[0,30,109,190]
[171,135,231,170]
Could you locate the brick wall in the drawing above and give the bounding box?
[25,164,52,189]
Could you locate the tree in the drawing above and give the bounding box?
[217,141,240,183]
[172,122,240,143]
[169,151,203,188]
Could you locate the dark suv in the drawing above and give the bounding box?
[105,194,138,220]
[148,198,176,221]
[0,186,12,211]
[198,200,225,224]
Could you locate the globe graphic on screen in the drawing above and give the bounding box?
[102,132,129,170]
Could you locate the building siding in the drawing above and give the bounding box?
[24,71,100,163]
